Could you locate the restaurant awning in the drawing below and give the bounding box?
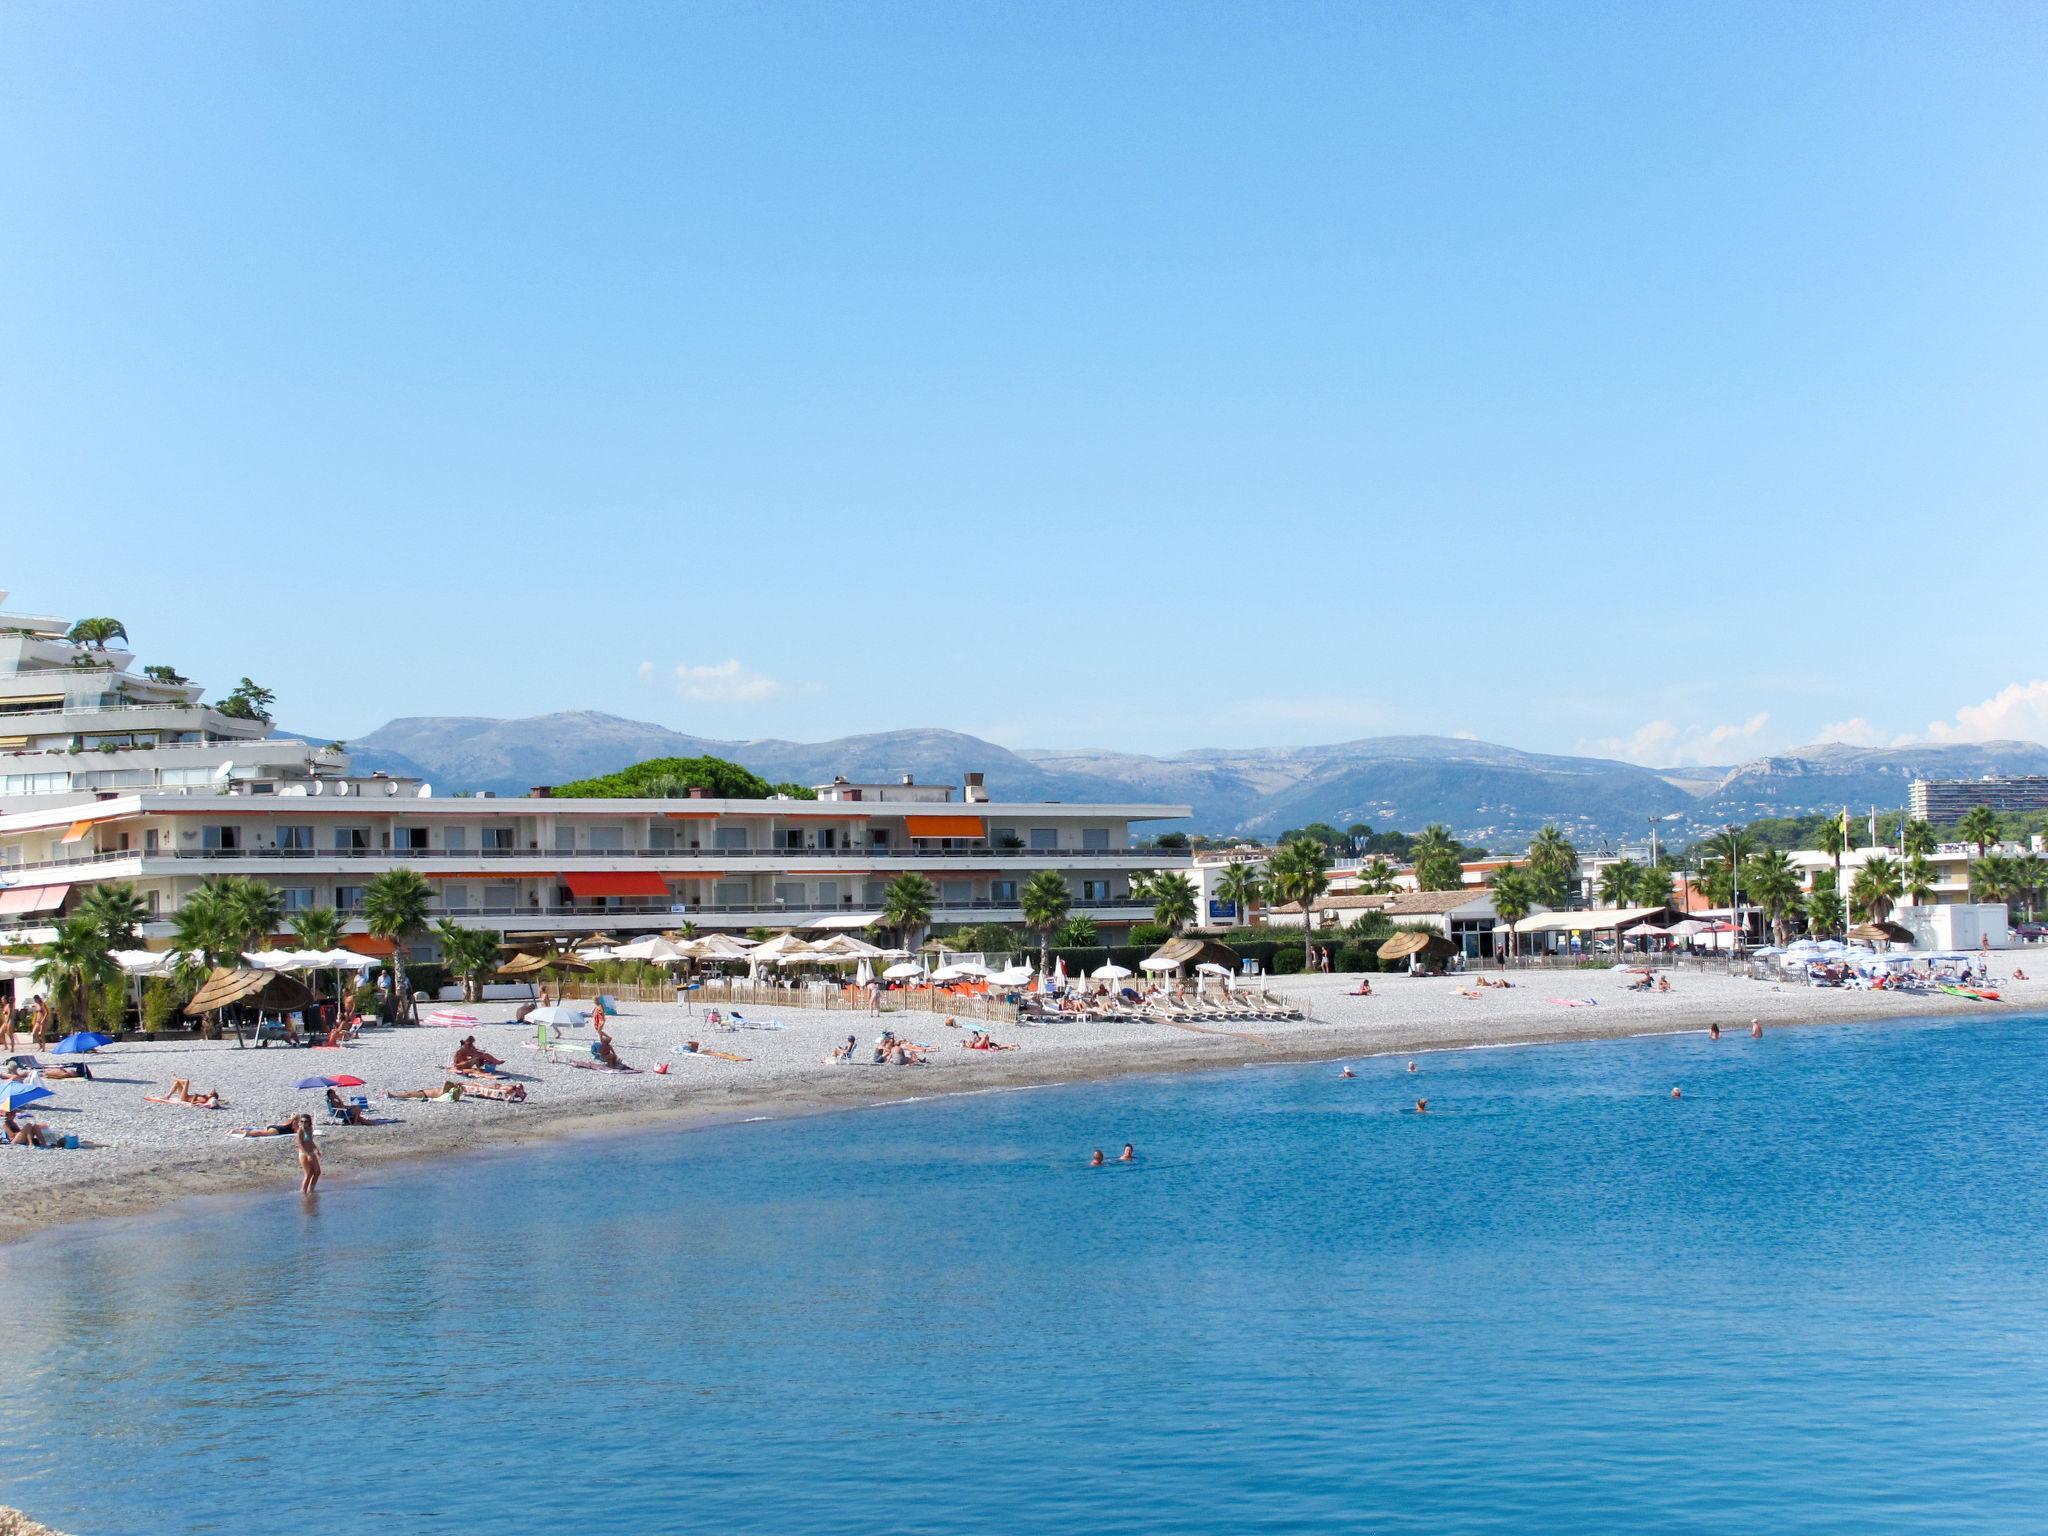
[904,815,986,838]
[59,819,96,844]
[0,886,65,917]
[563,872,671,899]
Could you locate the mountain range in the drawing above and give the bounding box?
[325,713,2048,850]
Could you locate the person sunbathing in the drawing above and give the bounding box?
[38,1060,93,1080]
[593,1036,629,1070]
[147,1077,224,1108]
[232,1120,300,1137]
[1349,979,1373,996]
[826,1036,858,1064]
[1657,976,1672,993]
[463,1080,528,1102]
[387,1081,466,1102]
[324,1088,369,1125]
[453,1036,503,1071]
[4,1108,54,1147]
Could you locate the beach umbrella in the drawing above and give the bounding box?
[1377,931,1453,962]
[991,964,1033,986]
[855,958,874,987]
[1196,962,1233,977]
[0,956,39,980]
[1055,958,1067,985]
[294,1074,367,1090]
[528,1004,588,1029]
[52,1031,113,1055]
[423,1008,480,1028]
[0,1083,52,1110]
[1138,957,1180,973]
[1091,963,1132,980]
[882,961,923,980]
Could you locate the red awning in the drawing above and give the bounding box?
[904,815,986,838]
[0,886,65,917]
[563,872,671,899]
[341,934,396,957]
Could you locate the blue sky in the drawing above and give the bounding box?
[4,2,2045,764]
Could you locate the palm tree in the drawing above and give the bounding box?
[1019,869,1071,976]
[363,868,433,1021]
[1410,824,1462,891]
[1215,863,1266,929]
[1901,818,1937,860]
[171,876,283,976]
[1971,853,2017,909]
[1902,855,1937,908]
[1957,805,2001,858]
[1126,871,1159,907]
[1850,854,1903,922]
[1633,863,1676,911]
[434,920,502,1002]
[287,906,345,951]
[1267,838,1331,969]
[75,881,147,950]
[879,873,936,953]
[1597,859,1642,908]
[1806,872,1845,937]
[1150,872,1198,935]
[1701,827,1757,922]
[1743,850,1802,944]
[1524,825,1578,907]
[34,916,120,1034]
[2014,854,2048,922]
[1488,866,1536,962]
[1816,812,1849,909]
[222,878,284,953]
[1355,857,1398,896]
[65,616,129,650]
[1053,913,1098,949]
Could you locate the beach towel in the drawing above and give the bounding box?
[1545,998,1597,1008]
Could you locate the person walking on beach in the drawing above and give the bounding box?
[30,997,52,1050]
[294,1113,321,1194]
[0,996,13,1049]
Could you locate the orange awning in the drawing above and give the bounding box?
[663,811,719,820]
[341,935,396,957]
[563,872,671,899]
[59,819,96,844]
[0,886,64,916]
[905,815,986,838]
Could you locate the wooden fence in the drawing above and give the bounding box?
[555,977,1022,1024]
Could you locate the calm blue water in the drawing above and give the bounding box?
[5,1014,2048,1534]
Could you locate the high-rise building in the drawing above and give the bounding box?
[1909,777,2048,823]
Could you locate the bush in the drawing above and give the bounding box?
[90,977,129,1034]
[142,977,184,1033]
[1127,923,1171,949]
[1271,947,1306,974]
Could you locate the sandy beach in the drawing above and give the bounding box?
[3,968,2038,1245]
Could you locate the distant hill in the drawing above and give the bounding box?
[339,713,2048,847]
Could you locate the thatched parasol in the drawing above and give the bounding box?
[1377,930,1455,962]
[497,951,592,978]
[184,967,315,1016]
[1848,920,1914,944]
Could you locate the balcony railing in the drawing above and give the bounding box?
[2,844,1171,875]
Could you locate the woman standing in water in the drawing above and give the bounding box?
[294,1113,321,1194]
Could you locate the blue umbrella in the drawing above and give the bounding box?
[0,1083,53,1110]
[52,1032,113,1055]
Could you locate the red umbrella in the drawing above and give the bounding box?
[330,1074,367,1088]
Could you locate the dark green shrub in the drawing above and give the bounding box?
[1271,947,1307,974]
[142,977,183,1033]
[1128,923,1170,948]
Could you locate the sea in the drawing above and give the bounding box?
[3,1012,2046,1534]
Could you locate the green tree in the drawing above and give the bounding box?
[34,916,120,1033]
[1902,855,1937,908]
[1597,859,1642,909]
[65,616,129,649]
[879,873,936,952]
[1149,872,1198,934]
[1524,824,1579,907]
[74,881,147,951]
[142,664,189,685]
[1488,866,1536,962]
[1355,857,1398,895]
[2013,853,2048,921]
[1700,827,1757,917]
[1970,853,2016,908]
[434,920,503,1002]
[1019,869,1072,976]
[1633,862,1676,911]
[1053,913,1098,948]
[1815,812,1849,908]
[1216,863,1266,928]
[1849,855,1903,922]
[363,868,433,1021]
[287,906,345,951]
[1411,824,1463,891]
[1957,805,2001,858]
[1743,849,1802,945]
[1806,871,1845,937]
[214,677,276,724]
[1901,818,1937,859]
[550,755,812,799]
[1267,837,1332,969]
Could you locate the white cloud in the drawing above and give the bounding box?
[1586,712,1770,766]
[1918,680,2048,745]
[646,659,785,704]
[1815,716,1889,748]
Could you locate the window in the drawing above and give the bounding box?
[335,886,366,911]
[201,825,241,852]
[815,881,839,906]
[442,884,470,910]
[482,884,517,912]
[276,825,315,852]
[991,879,1018,902]
[279,886,315,911]
[942,880,971,904]
[864,881,889,904]
[868,829,891,850]
[481,827,513,851]
[714,827,750,853]
[554,825,575,852]
[587,826,624,852]
[2,773,68,795]
[1081,827,1110,852]
[1029,828,1058,851]
[157,767,211,787]
[773,881,807,906]
[1082,880,1110,901]
[818,829,837,851]
[714,880,751,908]
[334,827,371,852]
[777,829,805,851]
[443,828,467,851]
[396,827,428,851]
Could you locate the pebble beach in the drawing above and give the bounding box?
[3,967,2038,1245]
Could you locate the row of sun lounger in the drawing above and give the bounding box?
[1021,995,1304,1025]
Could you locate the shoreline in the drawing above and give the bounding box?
[3,971,2035,1248]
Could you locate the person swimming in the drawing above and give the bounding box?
[1709,1021,1721,1040]
[1339,1067,1356,1079]
[1089,1148,1105,1167]
[1414,1098,1427,1113]
[1119,1143,1135,1162]
[1750,1019,1762,1038]
[1670,1087,1683,1099]
[1406,1061,1417,1073]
